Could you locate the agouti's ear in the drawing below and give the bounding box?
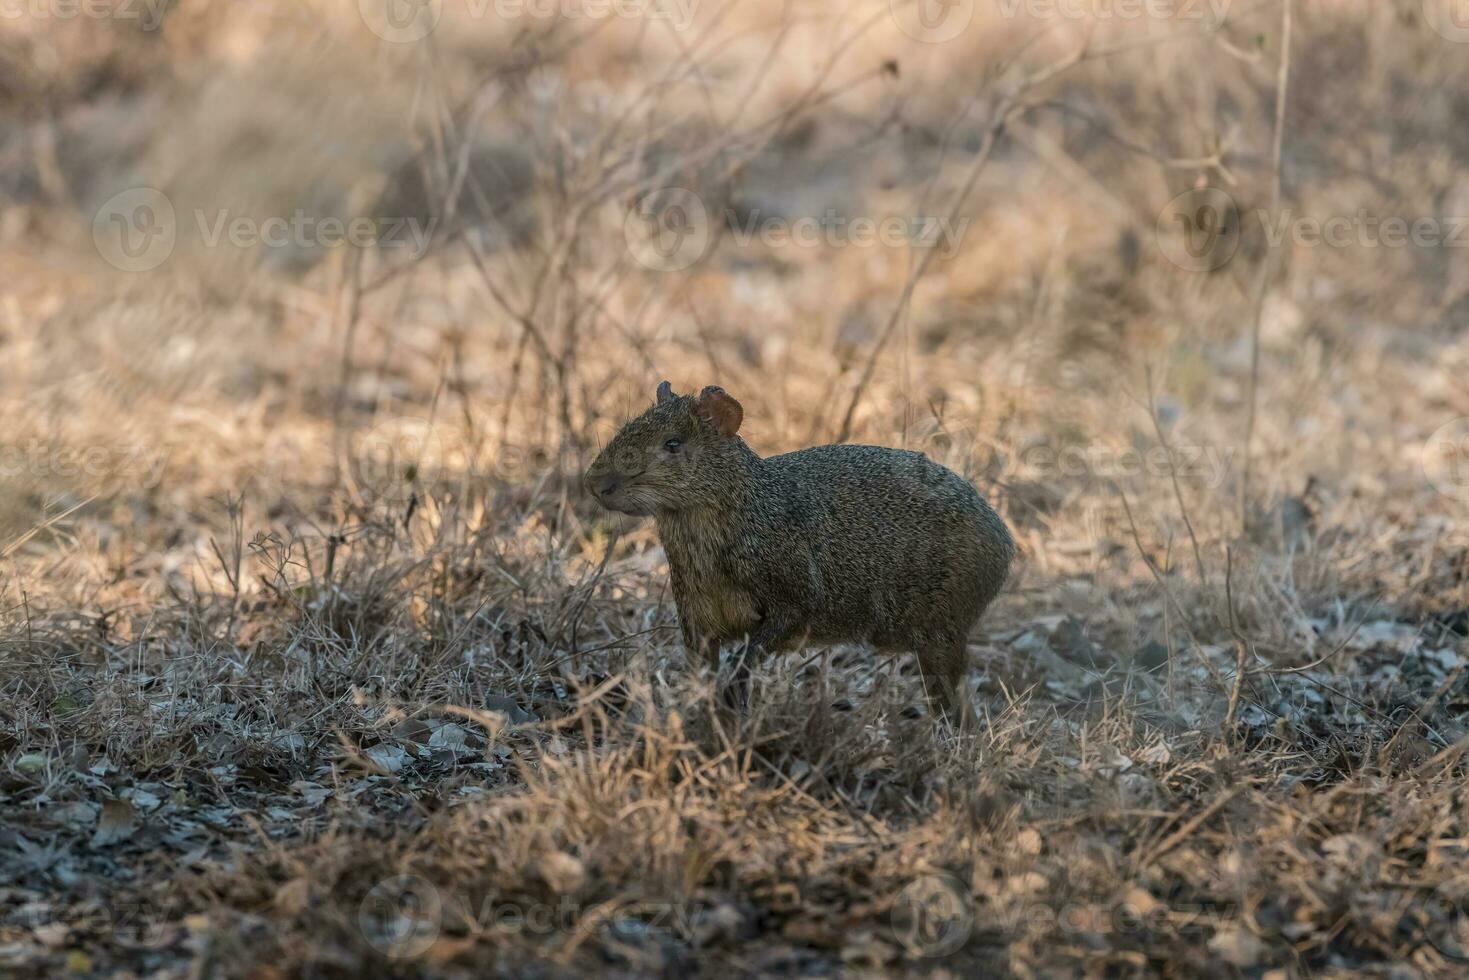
[655,380,676,405]
[695,386,742,436]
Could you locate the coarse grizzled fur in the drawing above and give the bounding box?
[584,381,1014,722]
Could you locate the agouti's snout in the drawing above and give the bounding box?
[585,456,656,517]
[589,472,623,503]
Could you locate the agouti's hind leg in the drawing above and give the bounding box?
[916,639,975,729]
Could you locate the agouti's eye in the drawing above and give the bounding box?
[663,438,682,453]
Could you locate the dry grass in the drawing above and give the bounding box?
[1,1,1468,976]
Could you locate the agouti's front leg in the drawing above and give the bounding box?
[676,613,719,674]
[723,612,799,707]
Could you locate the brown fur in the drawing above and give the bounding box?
[585,382,1015,723]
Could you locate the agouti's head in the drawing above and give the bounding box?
[585,381,746,516]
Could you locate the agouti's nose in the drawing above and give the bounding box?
[593,474,623,499]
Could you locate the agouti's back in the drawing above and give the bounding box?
[756,444,1014,650]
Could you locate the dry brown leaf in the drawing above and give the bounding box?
[90,798,137,847]
[537,852,588,895]
[1207,929,1265,967]
[273,877,311,916]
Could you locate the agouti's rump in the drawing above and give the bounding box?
[585,381,1014,723]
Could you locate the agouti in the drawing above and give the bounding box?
[585,381,1014,724]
